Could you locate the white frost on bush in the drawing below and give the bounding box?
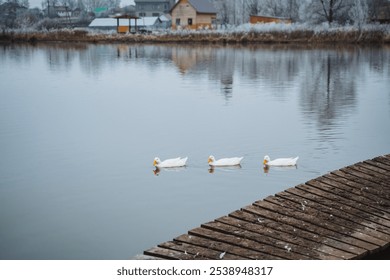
[3,22,389,40]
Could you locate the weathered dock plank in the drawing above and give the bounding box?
[318,174,390,201]
[144,154,390,259]
[200,221,313,260]
[253,199,379,253]
[275,191,390,242]
[334,167,390,190]
[174,234,252,260]
[348,165,389,184]
[158,241,241,260]
[373,156,390,169]
[214,216,338,259]
[283,188,390,237]
[303,181,390,218]
[317,176,390,205]
[189,227,293,259]
[227,210,356,259]
[327,170,390,200]
[361,160,390,174]
[241,204,366,257]
[341,167,389,188]
[144,247,209,260]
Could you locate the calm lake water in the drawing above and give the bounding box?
[0,43,389,260]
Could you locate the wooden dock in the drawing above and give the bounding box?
[143,155,390,260]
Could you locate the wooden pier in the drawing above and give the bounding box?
[143,155,390,260]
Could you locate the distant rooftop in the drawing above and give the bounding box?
[190,0,217,13]
[172,0,217,14]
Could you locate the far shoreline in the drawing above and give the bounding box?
[1,24,390,45]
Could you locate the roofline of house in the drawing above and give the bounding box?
[170,0,217,15]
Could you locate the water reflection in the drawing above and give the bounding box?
[300,50,357,126]
[2,43,387,150]
[208,165,242,174]
[366,46,390,73]
[1,43,388,145]
[116,45,140,59]
[153,166,187,176]
[263,165,298,174]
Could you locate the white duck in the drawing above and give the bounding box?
[208,155,243,167]
[263,155,299,166]
[153,157,188,168]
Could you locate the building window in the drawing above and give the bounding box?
[152,13,160,17]
[188,18,193,25]
[139,12,146,17]
[176,18,181,26]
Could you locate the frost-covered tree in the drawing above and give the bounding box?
[16,7,42,28]
[214,0,371,26]
[212,0,307,25]
[0,0,30,28]
[3,0,29,7]
[213,0,231,26]
[107,0,119,9]
[245,0,260,16]
[367,0,390,22]
[39,0,120,13]
[41,0,59,17]
[257,0,305,21]
[20,0,28,7]
[262,0,289,17]
[287,0,302,21]
[75,0,84,9]
[306,0,353,24]
[59,0,76,9]
[212,0,247,25]
[84,0,119,12]
[349,0,368,28]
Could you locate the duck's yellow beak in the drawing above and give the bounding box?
[263,159,268,165]
[153,160,157,166]
[208,158,212,163]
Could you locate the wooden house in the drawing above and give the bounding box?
[171,0,217,30]
[250,15,292,24]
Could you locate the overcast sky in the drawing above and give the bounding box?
[28,0,135,9]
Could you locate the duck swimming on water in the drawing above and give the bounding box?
[153,157,188,168]
[208,155,243,167]
[263,155,299,166]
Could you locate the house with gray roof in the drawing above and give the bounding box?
[170,0,217,30]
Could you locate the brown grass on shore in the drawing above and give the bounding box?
[1,26,389,45]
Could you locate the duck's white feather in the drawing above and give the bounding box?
[263,155,298,166]
[208,155,243,167]
[154,157,188,168]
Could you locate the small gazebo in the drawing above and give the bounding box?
[111,14,140,33]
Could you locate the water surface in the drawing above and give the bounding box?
[0,43,389,259]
